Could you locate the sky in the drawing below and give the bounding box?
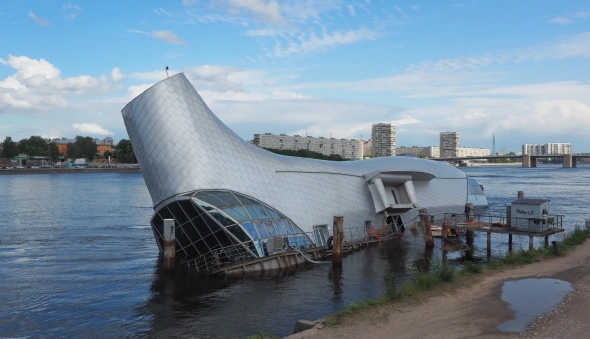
[1,0,589,153]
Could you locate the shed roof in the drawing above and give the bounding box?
[511,198,550,205]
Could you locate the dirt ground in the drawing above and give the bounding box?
[286,240,590,339]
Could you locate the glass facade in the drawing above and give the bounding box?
[467,177,488,210]
[150,190,312,271]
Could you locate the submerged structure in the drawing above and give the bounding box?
[121,73,486,271]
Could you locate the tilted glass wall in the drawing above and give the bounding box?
[150,190,312,271]
[467,177,488,210]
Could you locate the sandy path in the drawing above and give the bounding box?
[287,240,590,339]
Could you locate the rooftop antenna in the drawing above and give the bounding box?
[165,66,169,78]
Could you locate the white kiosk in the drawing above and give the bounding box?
[510,198,550,232]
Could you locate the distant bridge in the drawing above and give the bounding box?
[433,154,590,168]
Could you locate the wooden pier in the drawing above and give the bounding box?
[440,220,564,253]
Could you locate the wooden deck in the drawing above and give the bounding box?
[448,221,564,237]
[439,220,565,252]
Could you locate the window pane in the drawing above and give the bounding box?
[264,221,277,237]
[191,215,212,238]
[216,193,241,206]
[234,193,252,205]
[208,209,236,227]
[168,202,189,226]
[178,200,200,219]
[242,222,259,239]
[222,207,250,222]
[255,222,268,238]
[266,207,281,219]
[197,195,227,208]
[226,225,251,242]
[273,221,287,235]
[253,205,271,220]
[245,205,261,220]
[202,213,222,233]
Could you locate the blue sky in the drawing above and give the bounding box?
[1,0,589,152]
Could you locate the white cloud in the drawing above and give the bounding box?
[62,4,82,11]
[182,0,198,5]
[28,12,52,27]
[65,13,78,20]
[127,84,155,99]
[152,30,188,45]
[215,0,286,24]
[245,27,281,37]
[347,5,355,16]
[573,12,589,18]
[549,17,572,25]
[273,27,379,57]
[111,68,126,82]
[128,29,188,45]
[154,8,173,16]
[0,55,122,112]
[72,123,114,136]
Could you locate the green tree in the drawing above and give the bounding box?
[68,136,98,160]
[114,139,137,163]
[103,150,113,159]
[49,142,60,162]
[1,137,19,159]
[18,136,49,155]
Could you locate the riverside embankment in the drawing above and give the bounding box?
[288,229,590,339]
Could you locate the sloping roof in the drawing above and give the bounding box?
[511,198,550,205]
[54,139,76,144]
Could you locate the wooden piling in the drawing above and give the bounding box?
[486,231,491,257]
[508,234,513,252]
[332,216,344,264]
[163,219,176,270]
[544,236,549,248]
[419,209,435,248]
[529,236,534,251]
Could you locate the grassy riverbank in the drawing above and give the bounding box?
[323,221,590,327]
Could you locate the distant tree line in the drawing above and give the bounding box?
[1,136,137,163]
[263,148,345,161]
[1,136,60,162]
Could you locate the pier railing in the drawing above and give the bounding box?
[181,224,397,272]
[427,212,564,234]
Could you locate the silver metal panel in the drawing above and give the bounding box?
[122,73,469,239]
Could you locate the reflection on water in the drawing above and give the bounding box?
[497,278,572,333]
[1,165,589,338]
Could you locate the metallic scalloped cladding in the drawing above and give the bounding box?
[122,73,472,271]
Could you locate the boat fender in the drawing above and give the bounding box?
[327,235,333,249]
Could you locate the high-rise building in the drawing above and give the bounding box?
[396,146,440,158]
[371,123,396,157]
[522,142,570,155]
[362,139,372,159]
[253,133,363,160]
[440,132,459,158]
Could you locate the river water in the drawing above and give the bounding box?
[1,164,588,338]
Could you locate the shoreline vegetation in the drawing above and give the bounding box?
[248,220,590,339]
[326,223,589,326]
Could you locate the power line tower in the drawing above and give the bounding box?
[492,134,496,155]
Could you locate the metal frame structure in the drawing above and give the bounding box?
[121,73,478,271]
